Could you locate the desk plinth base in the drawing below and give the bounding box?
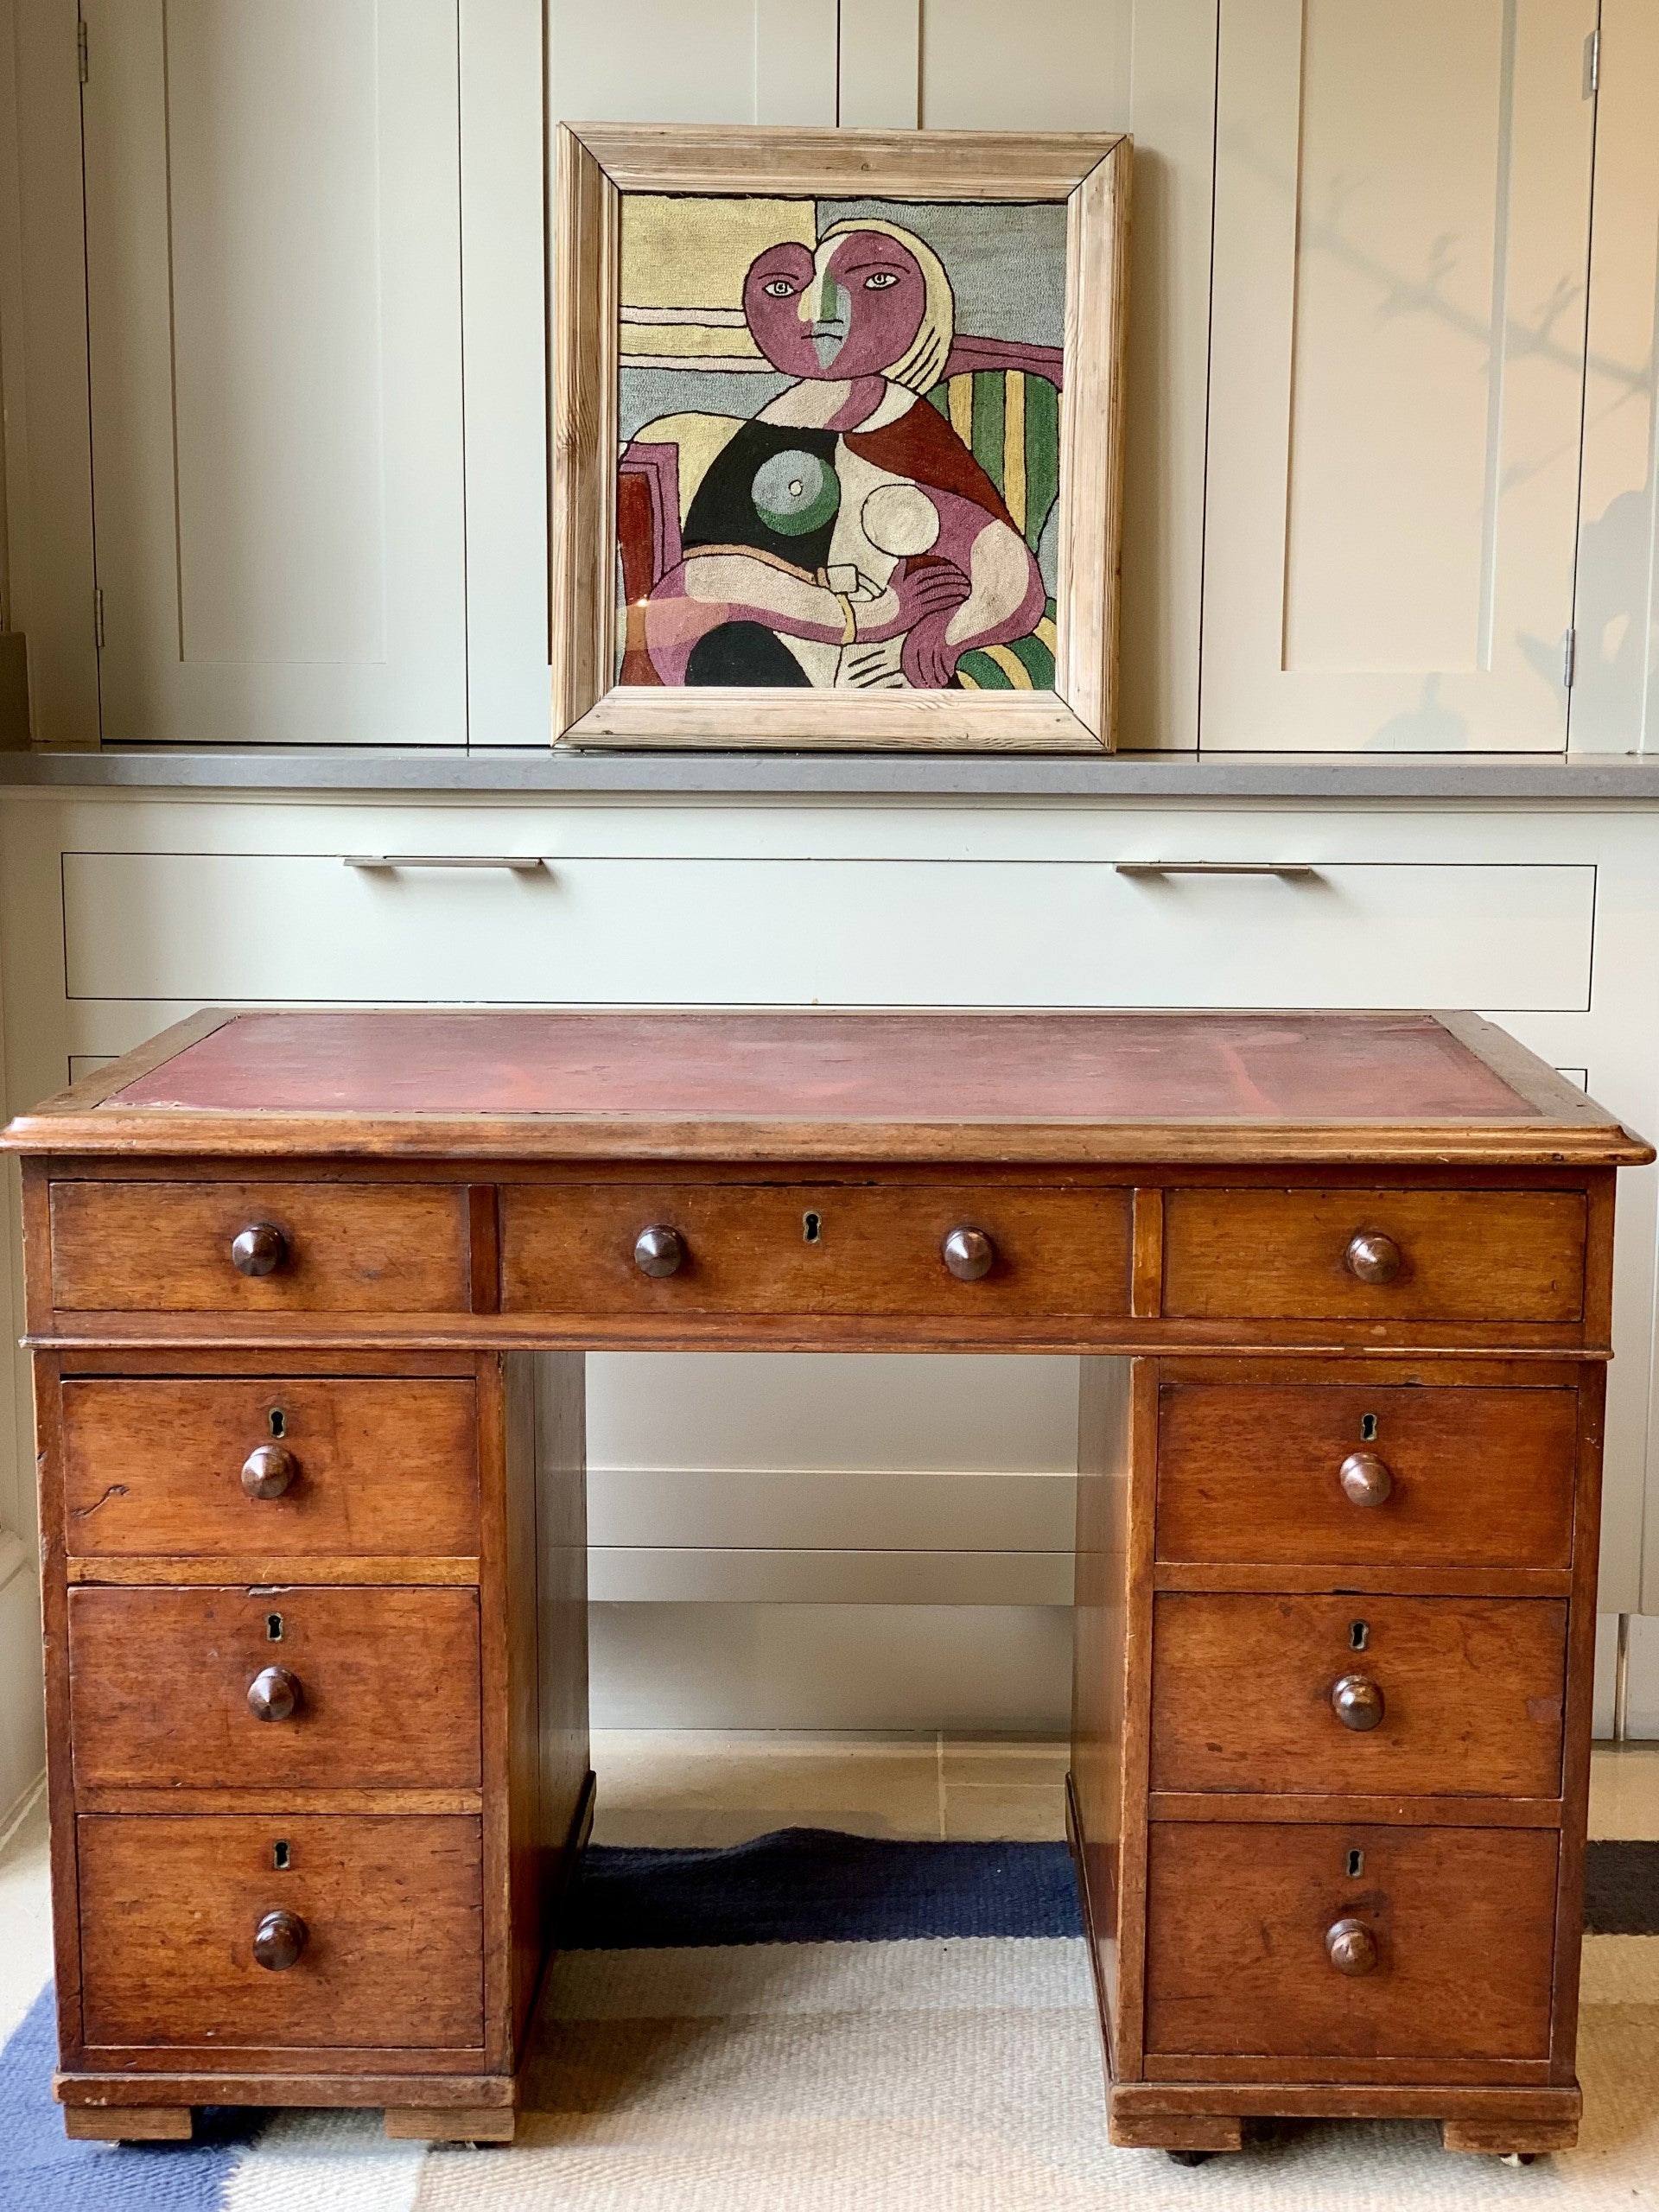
[55,2070,522,2145]
[1104,2085,1582,2161]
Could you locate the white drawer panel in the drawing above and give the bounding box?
[64,851,1593,1010]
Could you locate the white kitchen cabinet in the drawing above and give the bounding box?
[1201,0,1598,752]
[79,1,468,746]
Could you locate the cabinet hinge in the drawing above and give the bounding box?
[1563,626,1578,689]
[1583,26,1599,99]
[76,17,88,84]
[92,587,105,652]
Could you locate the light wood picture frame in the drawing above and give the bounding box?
[552,124,1130,753]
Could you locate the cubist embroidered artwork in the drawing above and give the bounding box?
[616,196,1065,692]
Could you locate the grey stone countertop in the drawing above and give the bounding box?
[3,747,1659,800]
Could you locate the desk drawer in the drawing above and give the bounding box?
[49,1181,470,1314]
[61,1377,479,1561]
[1155,1377,1579,1570]
[500,1183,1132,1319]
[1143,1822,1558,2064]
[1162,1188,1586,1323]
[1148,1594,1567,1798]
[68,1586,481,1790]
[79,1814,484,2050]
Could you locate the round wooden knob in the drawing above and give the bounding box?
[241,1444,297,1501]
[942,1226,995,1281]
[252,1909,308,1971]
[247,1664,301,1723]
[1344,1230,1402,1286]
[231,1223,288,1277]
[1338,1452,1393,1508]
[1325,1917,1377,1976]
[633,1224,685,1278]
[1331,1671,1385,1732]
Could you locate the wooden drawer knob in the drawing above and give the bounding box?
[942,1226,995,1281]
[1325,1916,1377,1977]
[231,1223,288,1278]
[1331,1671,1384,1731]
[241,1444,297,1501]
[252,1909,308,1971]
[247,1664,301,1723]
[1338,1452,1393,1508]
[1344,1230,1402,1286]
[633,1224,685,1278]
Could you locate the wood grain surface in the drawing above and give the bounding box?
[1163,1187,1587,1322]
[77,1814,484,2051]
[50,1180,470,1313]
[500,1181,1133,1318]
[1154,1376,1579,1569]
[1147,1593,1567,1798]
[68,1586,481,1790]
[60,1376,478,1559]
[1141,1822,1559,2065]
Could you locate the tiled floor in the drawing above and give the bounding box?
[588,1728,1071,1846]
[1587,1740,1659,1840]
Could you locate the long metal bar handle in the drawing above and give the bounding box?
[340,855,549,871]
[1113,861,1319,878]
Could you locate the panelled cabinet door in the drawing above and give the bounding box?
[550,0,836,124]
[1201,0,1597,753]
[79,2,467,744]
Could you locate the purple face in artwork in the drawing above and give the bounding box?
[743,230,927,380]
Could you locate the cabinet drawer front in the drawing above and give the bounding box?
[68,1586,481,1790]
[1156,1380,1578,1570]
[79,1815,483,2050]
[1143,1822,1558,2063]
[61,1377,479,1560]
[61,849,1593,1013]
[1162,1188,1586,1322]
[1149,1593,1567,1798]
[49,1181,470,1313]
[500,1184,1132,1319]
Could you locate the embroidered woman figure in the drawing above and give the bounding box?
[626,219,1046,690]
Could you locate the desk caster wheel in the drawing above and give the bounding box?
[1502,2153,1537,2167]
[1167,2150,1211,2167]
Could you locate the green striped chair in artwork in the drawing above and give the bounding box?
[925,353,1062,691]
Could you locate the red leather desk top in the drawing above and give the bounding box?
[106,1009,1530,1123]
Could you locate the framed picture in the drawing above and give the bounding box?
[552,125,1130,753]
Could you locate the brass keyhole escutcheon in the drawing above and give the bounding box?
[803,1211,823,1243]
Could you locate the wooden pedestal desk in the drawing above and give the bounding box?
[3,1007,1650,2162]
